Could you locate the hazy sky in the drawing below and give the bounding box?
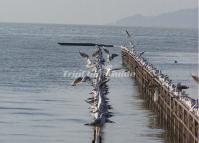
[0,0,197,25]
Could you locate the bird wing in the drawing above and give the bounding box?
[139,51,145,57]
[92,47,100,57]
[79,51,89,59]
[71,77,83,86]
[192,74,199,84]
[111,54,119,59]
[181,85,189,89]
[103,48,110,55]
[100,79,110,87]
[83,76,92,82]
[126,30,131,38]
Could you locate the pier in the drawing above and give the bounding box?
[121,47,199,143]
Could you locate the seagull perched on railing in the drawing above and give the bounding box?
[138,51,145,57]
[176,82,189,93]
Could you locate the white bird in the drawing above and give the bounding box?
[79,50,97,69]
[85,113,106,126]
[92,47,101,57]
[74,46,114,128]
[103,48,119,63]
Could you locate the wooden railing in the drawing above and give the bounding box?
[121,47,199,143]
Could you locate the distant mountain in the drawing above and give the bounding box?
[114,8,198,28]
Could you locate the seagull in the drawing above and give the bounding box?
[125,30,131,38]
[89,89,97,95]
[71,75,95,86]
[191,74,199,84]
[103,48,118,63]
[91,111,99,119]
[99,79,110,88]
[125,30,136,48]
[176,82,189,92]
[79,51,89,59]
[85,113,106,127]
[138,51,145,57]
[92,47,101,57]
[82,75,96,85]
[79,51,96,69]
[71,77,83,86]
[82,75,92,82]
[75,46,114,128]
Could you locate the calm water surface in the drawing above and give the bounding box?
[0,23,198,143]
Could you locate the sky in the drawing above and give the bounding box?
[0,0,197,25]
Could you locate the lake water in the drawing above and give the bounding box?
[0,23,198,143]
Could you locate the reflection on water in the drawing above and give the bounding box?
[0,23,197,143]
[137,83,180,143]
[92,127,104,143]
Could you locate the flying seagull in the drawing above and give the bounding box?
[125,30,131,38]
[71,77,83,86]
[191,74,199,84]
[79,50,97,69]
[103,48,118,63]
[92,47,101,57]
[79,51,89,59]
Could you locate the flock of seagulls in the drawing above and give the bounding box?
[69,30,199,142]
[123,41,199,117]
[72,46,119,130]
